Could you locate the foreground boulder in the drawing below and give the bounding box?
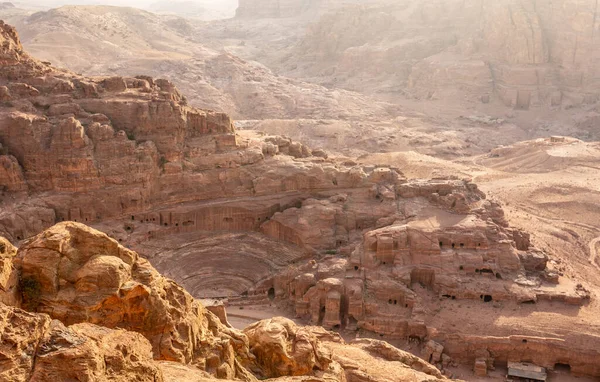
[14,222,254,379]
[0,304,163,382]
[243,317,332,378]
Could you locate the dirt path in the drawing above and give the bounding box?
[589,237,600,270]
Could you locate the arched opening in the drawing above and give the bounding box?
[522,339,528,343]
[496,273,502,279]
[439,241,443,248]
[333,324,340,330]
[16,236,21,240]
[451,243,455,249]
[459,265,464,270]
[131,216,135,220]
[483,295,493,302]
[554,363,571,373]
[354,266,359,271]
[267,288,275,300]
[164,223,168,226]
[393,300,397,305]
[460,243,464,248]
[388,299,393,304]
[175,223,179,227]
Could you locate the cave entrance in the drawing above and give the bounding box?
[267,287,275,301]
[347,316,358,329]
[516,90,531,110]
[318,306,325,325]
[483,295,493,303]
[554,363,571,373]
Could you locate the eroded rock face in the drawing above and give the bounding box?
[0,21,50,80]
[14,222,253,379]
[0,237,18,305]
[0,222,458,382]
[0,304,163,382]
[31,321,163,382]
[244,317,331,378]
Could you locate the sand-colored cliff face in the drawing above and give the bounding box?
[280,0,600,109]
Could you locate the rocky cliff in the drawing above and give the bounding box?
[1,18,600,381]
[0,221,453,382]
[275,0,600,109]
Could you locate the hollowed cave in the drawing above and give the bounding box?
[554,363,571,373]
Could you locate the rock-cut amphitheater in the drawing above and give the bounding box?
[0,7,599,382]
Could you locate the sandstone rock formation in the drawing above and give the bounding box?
[16,222,253,377]
[1,18,600,381]
[0,237,17,305]
[243,317,332,378]
[1,5,393,122]
[0,222,453,382]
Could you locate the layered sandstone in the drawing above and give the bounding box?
[0,22,458,381]
[1,18,600,381]
[0,222,453,382]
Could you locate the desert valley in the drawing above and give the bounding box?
[1,1,600,381]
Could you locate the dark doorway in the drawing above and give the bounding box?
[318,306,325,325]
[267,287,275,300]
[483,295,493,302]
[554,363,571,373]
